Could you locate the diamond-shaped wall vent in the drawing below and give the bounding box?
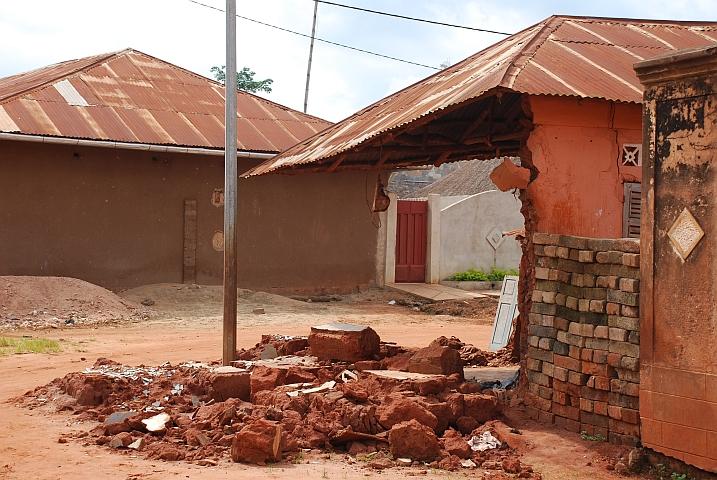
[486,226,505,250]
[667,208,703,261]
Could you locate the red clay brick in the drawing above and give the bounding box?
[555,415,581,433]
[537,410,555,424]
[553,378,582,397]
[593,401,608,416]
[553,402,580,421]
[609,418,640,437]
[554,354,581,372]
[582,362,616,377]
[610,379,639,397]
[582,386,609,402]
[621,408,640,424]
[607,353,622,368]
[553,390,568,405]
[580,349,593,362]
[553,366,568,382]
[579,398,594,412]
[594,376,612,391]
[568,371,590,386]
[606,303,620,315]
[569,395,581,408]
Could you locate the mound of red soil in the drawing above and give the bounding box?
[0,276,152,330]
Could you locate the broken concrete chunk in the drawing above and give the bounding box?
[104,411,137,425]
[396,458,412,466]
[408,343,463,378]
[231,419,282,464]
[209,367,251,402]
[467,431,500,451]
[142,412,171,433]
[250,366,287,402]
[376,393,438,431]
[388,419,441,462]
[308,323,380,362]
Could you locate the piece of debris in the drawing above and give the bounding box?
[467,431,501,451]
[252,307,265,315]
[141,298,155,306]
[142,412,171,433]
[128,438,145,450]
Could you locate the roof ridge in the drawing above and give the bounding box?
[499,15,566,89]
[0,49,129,104]
[108,49,331,124]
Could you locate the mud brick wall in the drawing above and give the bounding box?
[524,233,641,446]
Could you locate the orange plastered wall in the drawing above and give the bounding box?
[526,96,642,238]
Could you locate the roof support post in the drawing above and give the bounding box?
[223,0,238,366]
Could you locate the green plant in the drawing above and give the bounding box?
[580,431,606,442]
[294,451,304,465]
[670,473,687,480]
[322,467,328,478]
[450,267,519,282]
[0,337,61,355]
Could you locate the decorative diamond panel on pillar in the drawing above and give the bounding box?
[667,208,704,261]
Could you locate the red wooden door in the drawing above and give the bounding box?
[395,200,427,283]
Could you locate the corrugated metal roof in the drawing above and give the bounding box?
[0,49,331,152]
[246,15,717,176]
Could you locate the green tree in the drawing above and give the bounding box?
[210,65,273,94]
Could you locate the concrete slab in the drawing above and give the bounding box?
[463,366,519,383]
[363,370,442,381]
[386,283,491,301]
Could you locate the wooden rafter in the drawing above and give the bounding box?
[326,153,347,172]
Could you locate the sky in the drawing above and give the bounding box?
[1,0,715,122]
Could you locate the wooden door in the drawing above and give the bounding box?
[395,200,427,283]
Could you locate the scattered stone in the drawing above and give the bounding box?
[308,323,380,362]
[438,454,463,471]
[128,438,145,450]
[502,457,521,473]
[348,441,367,456]
[343,383,369,402]
[396,458,412,466]
[627,448,645,472]
[442,428,471,459]
[109,432,133,448]
[253,307,266,315]
[141,298,155,306]
[367,453,394,470]
[197,459,218,466]
[455,416,480,435]
[615,461,629,475]
[58,437,68,444]
[462,459,477,468]
[250,366,287,401]
[388,419,442,462]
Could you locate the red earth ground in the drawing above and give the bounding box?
[0,279,654,480]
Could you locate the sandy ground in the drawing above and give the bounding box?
[0,281,639,480]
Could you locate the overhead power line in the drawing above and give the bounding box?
[188,0,441,70]
[316,0,512,35]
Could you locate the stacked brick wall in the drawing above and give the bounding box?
[524,233,641,446]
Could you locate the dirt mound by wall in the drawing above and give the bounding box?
[0,276,152,330]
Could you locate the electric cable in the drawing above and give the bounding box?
[316,0,511,35]
[188,0,441,70]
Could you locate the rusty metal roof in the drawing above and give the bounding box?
[245,15,717,176]
[0,49,331,152]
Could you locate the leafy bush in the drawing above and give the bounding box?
[450,267,519,282]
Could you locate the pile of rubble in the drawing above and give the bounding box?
[18,323,531,474]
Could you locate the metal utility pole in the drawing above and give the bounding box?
[223,0,238,366]
[303,0,318,113]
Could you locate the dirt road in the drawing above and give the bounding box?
[0,282,634,480]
